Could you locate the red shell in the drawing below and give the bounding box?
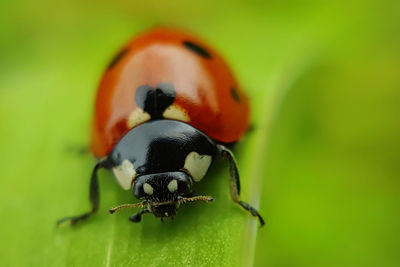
[91,28,250,157]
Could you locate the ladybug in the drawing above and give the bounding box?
[58,28,264,226]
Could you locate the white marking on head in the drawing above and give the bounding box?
[127,108,151,128]
[184,152,212,182]
[112,160,136,190]
[163,104,190,122]
[143,183,154,195]
[167,179,178,193]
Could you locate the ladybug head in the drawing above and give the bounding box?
[109,171,213,221]
[133,171,193,218]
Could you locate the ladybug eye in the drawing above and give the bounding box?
[177,179,191,195]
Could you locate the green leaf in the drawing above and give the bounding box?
[1,0,400,266]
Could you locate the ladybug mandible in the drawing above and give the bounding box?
[58,28,264,227]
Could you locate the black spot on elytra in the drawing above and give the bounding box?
[230,87,240,102]
[135,83,176,119]
[183,41,211,59]
[107,47,129,70]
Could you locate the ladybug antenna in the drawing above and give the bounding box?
[150,195,214,206]
[109,196,213,214]
[177,195,214,205]
[109,201,147,214]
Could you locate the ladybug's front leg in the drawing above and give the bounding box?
[57,162,104,226]
[129,209,151,223]
[217,145,265,227]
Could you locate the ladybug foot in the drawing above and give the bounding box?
[129,214,141,222]
[57,212,93,227]
[129,209,150,223]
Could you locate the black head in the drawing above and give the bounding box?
[133,171,193,218]
[106,120,217,221]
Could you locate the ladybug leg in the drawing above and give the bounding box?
[237,201,265,227]
[129,209,150,223]
[217,145,265,227]
[65,144,91,155]
[57,162,104,226]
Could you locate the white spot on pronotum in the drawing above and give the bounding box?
[143,183,154,195]
[127,108,151,128]
[163,104,190,122]
[167,179,178,193]
[112,160,136,190]
[183,152,212,182]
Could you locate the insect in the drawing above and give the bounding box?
[58,28,264,226]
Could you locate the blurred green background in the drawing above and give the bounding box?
[1,0,399,266]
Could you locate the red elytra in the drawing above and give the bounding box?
[91,28,250,157]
